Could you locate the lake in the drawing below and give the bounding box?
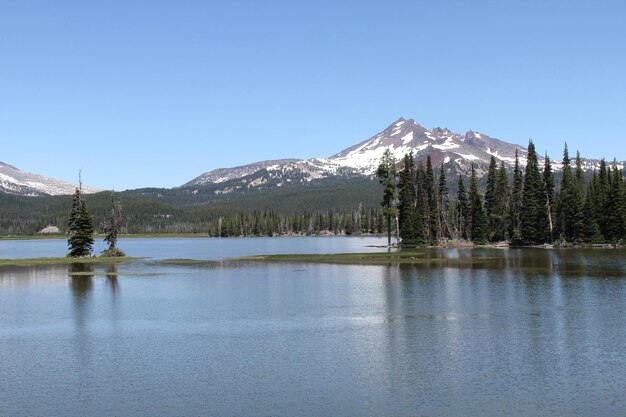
[1,237,626,416]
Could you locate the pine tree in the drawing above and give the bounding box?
[520,140,544,245]
[67,186,82,234]
[555,144,569,240]
[425,155,439,243]
[469,164,488,244]
[509,149,523,244]
[456,174,469,240]
[484,156,498,241]
[556,144,584,242]
[605,163,626,242]
[582,176,603,243]
[67,186,94,258]
[575,151,584,186]
[102,191,125,257]
[376,149,397,246]
[541,153,556,243]
[438,163,451,240]
[492,161,510,241]
[596,159,610,239]
[414,162,427,243]
[397,154,419,245]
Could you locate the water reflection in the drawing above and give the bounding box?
[106,264,118,294]
[69,263,94,292]
[371,259,626,415]
[68,263,94,373]
[395,247,626,278]
[2,248,626,416]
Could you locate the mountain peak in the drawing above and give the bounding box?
[181,117,624,191]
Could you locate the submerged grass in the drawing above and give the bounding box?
[0,256,140,267]
[151,258,221,267]
[236,251,490,267]
[68,270,164,277]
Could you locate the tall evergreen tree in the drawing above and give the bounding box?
[468,164,488,244]
[520,140,544,245]
[415,162,428,243]
[541,153,556,243]
[492,161,510,241]
[484,156,498,241]
[438,163,451,240]
[456,174,469,240]
[605,163,626,242]
[596,159,610,239]
[376,149,397,246]
[425,156,439,243]
[67,186,82,234]
[67,186,95,258]
[397,154,419,245]
[509,149,523,243]
[575,151,584,186]
[556,143,584,242]
[582,175,603,243]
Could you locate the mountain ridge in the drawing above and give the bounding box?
[183,117,623,195]
[2,117,624,197]
[0,161,101,196]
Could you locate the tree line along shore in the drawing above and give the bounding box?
[2,140,625,250]
[377,141,626,248]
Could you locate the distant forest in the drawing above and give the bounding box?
[1,140,625,246]
[0,178,383,236]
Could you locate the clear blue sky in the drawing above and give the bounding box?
[1,0,625,190]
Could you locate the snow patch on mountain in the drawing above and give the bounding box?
[457,153,480,161]
[432,138,460,150]
[0,161,100,196]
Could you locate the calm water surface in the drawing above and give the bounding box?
[1,238,626,416]
[0,236,388,260]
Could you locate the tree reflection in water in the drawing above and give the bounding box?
[106,263,118,294]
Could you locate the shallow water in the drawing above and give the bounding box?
[1,239,626,416]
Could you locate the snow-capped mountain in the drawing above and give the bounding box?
[0,161,100,196]
[184,117,624,194]
[187,159,300,186]
[183,118,526,190]
[326,118,528,173]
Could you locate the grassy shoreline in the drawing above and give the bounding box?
[0,233,214,241]
[0,233,388,241]
[2,244,624,269]
[0,256,140,267]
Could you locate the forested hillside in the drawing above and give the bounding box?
[0,177,383,236]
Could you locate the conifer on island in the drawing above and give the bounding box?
[101,190,125,257]
[67,185,94,258]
